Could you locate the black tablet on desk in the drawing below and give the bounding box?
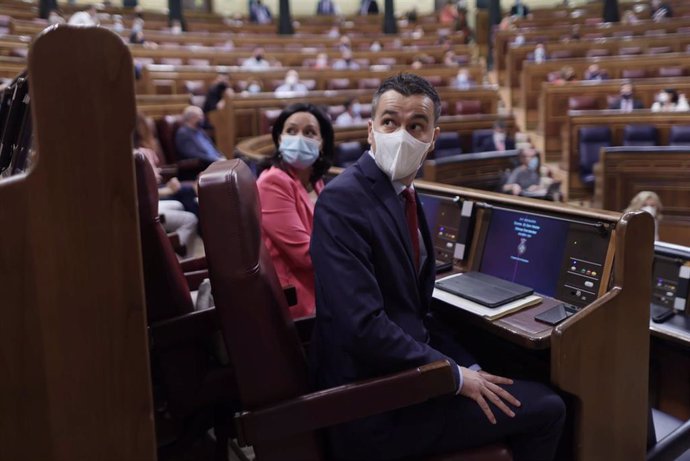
[435,271,534,308]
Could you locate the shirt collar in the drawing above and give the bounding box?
[367,150,412,196]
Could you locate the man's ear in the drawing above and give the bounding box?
[428,126,441,152]
[367,118,374,150]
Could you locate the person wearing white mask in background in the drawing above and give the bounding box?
[454,68,473,89]
[256,103,334,318]
[651,89,679,112]
[625,191,663,240]
[335,98,364,126]
[502,146,543,196]
[309,74,565,461]
[274,69,309,96]
[533,42,546,64]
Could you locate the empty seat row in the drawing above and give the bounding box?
[578,124,690,186]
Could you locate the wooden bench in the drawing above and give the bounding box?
[494,16,690,75]
[129,43,474,68]
[504,32,690,89]
[210,86,501,155]
[135,94,190,118]
[422,150,518,190]
[519,52,690,126]
[594,146,690,245]
[561,110,690,199]
[137,63,484,95]
[539,77,690,160]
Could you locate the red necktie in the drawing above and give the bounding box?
[402,188,420,271]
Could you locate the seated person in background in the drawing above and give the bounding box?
[651,89,689,112]
[174,106,224,165]
[584,64,608,81]
[335,99,363,126]
[455,10,473,43]
[479,120,516,152]
[169,19,183,34]
[609,83,644,111]
[310,73,565,460]
[275,70,309,96]
[551,66,576,84]
[337,35,352,52]
[244,79,263,94]
[454,68,474,89]
[257,103,334,318]
[314,53,330,69]
[533,42,546,63]
[625,191,663,240]
[249,0,272,24]
[443,50,462,66]
[68,5,99,26]
[370,40,383,52]
[202,72,231,115]
[510,0,531,18]
[327,26,340,38]
[332,49,360,70]
[411,56,424,69]
[316,0,339,15]
[439,0,459,24]
[241,47,271,70]
[360,0,379,15]
[622,9,639,24]
[48,9,66,25]
[651,0,673,20]
[502,146,544,196]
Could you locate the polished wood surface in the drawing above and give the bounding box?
[539,78,690,159]
[0,26,155,460]
[595,147,690,246]
[562,110,690,199]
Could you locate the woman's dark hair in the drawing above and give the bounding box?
[265,103,334,183]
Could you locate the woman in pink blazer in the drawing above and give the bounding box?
[257,103,334,318]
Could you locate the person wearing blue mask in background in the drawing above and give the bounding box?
[257,103,334,318]
[502,145,544,196]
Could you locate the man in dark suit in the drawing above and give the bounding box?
[316,0,338,15]
[174,106,223,165]
[249,0,272,24]
[608,83,644,112]
[309,74,565,461]
[478,120,516,152]
[509,0,530,17]
[359,0,379,15]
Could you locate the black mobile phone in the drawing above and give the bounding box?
[652,308,675,324]
[534,304,569,326]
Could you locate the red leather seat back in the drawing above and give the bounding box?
[198,159,310,409]
[133,152,194,323]
[155,115,182,164]
[454,100,482,115]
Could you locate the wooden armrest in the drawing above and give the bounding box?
[159,163,179,177]
[235,360,455,446]
[149,307,219,350]
[283,284,297,307]
[185,269,209,291]
[648,419,690,461]
[293,315,315,344]
[180,256,207,272]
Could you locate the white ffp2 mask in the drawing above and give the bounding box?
[372,128,431,181]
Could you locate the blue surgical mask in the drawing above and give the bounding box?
[280,135,321,169]
[528,157,539,171]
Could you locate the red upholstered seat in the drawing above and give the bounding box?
[622,69,646,79]
[133,152,237,460]
[327,78,351,90]
[658,67,686,77]
[455,99,483,115]
[197,159,513,461]
[358,78,382,90]
[569,95,598,110]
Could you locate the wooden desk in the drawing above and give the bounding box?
[412,180,652,461]
[594,146,690,246]
[539,78,690,160]
[422,150,518,191]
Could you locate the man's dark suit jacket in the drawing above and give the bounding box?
[316,0,336,15]
[478,136,516,153]
[310,153,473,459]
[608,98,644,110]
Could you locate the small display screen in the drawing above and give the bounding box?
[418,193,461,265]
[651,257,681,309]
[479,208,610,306]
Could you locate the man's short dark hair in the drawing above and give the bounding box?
[372,73,442,122]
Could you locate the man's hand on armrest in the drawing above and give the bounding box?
[457,367,520,425]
